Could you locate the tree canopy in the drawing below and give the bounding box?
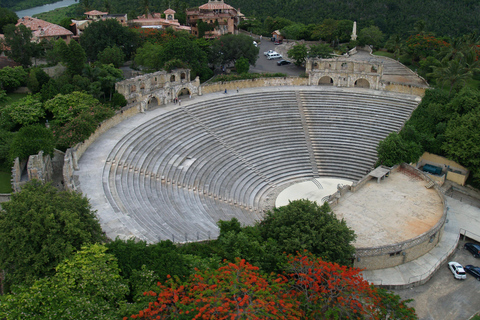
[258,199,356,266]
[80,19,139,61]
[0,181,105,289]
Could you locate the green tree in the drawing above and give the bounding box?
[44,91,103,124]
[308,43,333,58]
[2,24,36,67]
[430,58,472,94]
[0,8,18,33]
[106,238,190,283]
[0,66,27,92]
[258,199,356,266]
[97,45,125,68]
[376,132,423,167]
[1,94,45,127]
[212,34,259,67]
[64,39,87,75]
[312,18,338,43]
[443,108,480,181]
[358,25,384,48]
[0,181,105,289]
[235,57,250,74]
[288,44,308,66]
[9,124,54,161]
[26,67,50,94]
[385,34,404,59]
[0,244,128,320]
[80,19,139,61]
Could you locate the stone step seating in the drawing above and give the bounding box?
[102,89,419,241]
[103,91,317,241]
[299,90,418,180]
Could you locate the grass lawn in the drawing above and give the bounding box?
[372,51,395,59]
[0,171,12,193]
[0,93,28,108]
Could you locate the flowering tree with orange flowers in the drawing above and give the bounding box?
[286,252,417,320]
[127,253,417,320]
[126,258,301,320]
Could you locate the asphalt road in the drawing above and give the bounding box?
[250,40,304,76]
[393,238,480,320]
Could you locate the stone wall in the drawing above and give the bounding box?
[306,58,383,90]
[200,77,308,94]
[383,82,426,96]
[27,151,53,184]
[115,69,200,108]
[63,103,142,191]
[11,158,28,192]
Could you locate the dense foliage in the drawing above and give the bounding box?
[0,181,105,290]
[8,0,479,38]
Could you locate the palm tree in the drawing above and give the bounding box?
[429,58,472,95]
[385,34,404,60]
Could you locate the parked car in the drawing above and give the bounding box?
[448,261,467,280]
[266,53,282,60]
[264,50,276,56]
[465,243,480,258]
[253,41,257,47]
[275,39,283,45]
[277,59,291,66]
[464,265,480,280]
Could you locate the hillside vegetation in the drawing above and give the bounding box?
[4,0,480,37]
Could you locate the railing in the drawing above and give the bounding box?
[460,228,480,242]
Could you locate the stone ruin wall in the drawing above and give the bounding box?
[11,151,53,192]
[115,69,201,110]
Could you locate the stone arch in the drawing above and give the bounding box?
[318,76,334,86]
[354,78,370,88]
[170,75,176,82]
[176,87,191,98]
[147,96,160,108]
[180,72,186,80]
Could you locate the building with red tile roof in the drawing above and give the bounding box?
[16,16,73,44]
[186,0,243,38]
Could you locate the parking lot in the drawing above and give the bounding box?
[250,39,304,76]
[394,238,480,320]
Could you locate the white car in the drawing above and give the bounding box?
[253,41,257,47]
[448,261,467,280]
[264,50,276,56]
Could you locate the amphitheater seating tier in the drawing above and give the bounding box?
[102,89,419,241]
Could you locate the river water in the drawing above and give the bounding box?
[15,0,78,18]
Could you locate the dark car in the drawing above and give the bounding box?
[277,60,291,66]
[465,243,480,258]
[464,265,480,280]
[275,39,283,45]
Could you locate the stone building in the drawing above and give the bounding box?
[306,57,384,90]
[186,0,242,38]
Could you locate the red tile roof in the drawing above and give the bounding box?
[164,9,176,14]
[16,16,73,38]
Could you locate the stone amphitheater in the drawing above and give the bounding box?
[77,85,424,245]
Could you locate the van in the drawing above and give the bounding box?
[267,53,282,60]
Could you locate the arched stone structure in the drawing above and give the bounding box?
[318,76,334,86]
[306,58,382,90]
[354,78,370,88]
[115,69,201,110]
